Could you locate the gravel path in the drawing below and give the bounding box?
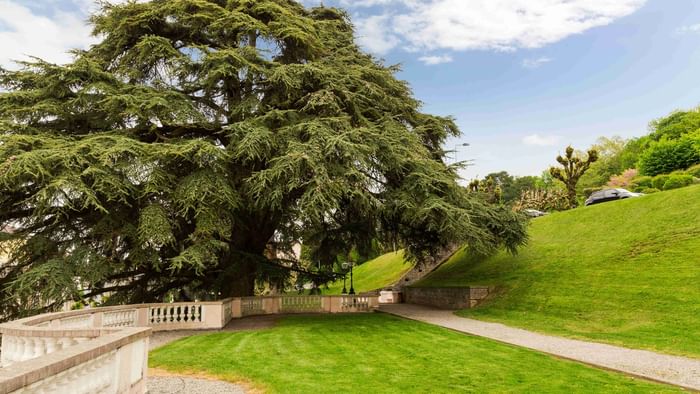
[380,304,700,391]
[147,376,246,394]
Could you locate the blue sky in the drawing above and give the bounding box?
[2,0,700,179]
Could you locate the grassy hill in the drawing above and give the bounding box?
[416,185,700,358]
[323,251,412,294]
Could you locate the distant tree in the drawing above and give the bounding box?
[513,188,569,212]
[483,171,539,204]
[578,136,627,190]
[649,108,700,141]
[549,146,599,208]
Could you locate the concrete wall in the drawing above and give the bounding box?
[403,286,492,309]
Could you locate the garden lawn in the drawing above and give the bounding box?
[416,185,700,358]
[323,251,411,294]
[149,314,677,393]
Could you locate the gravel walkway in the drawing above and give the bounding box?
[380,304,700,391]
[147,376,246,394]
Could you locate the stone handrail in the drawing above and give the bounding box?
[0,295,378,393]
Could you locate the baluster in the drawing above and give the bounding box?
[44,337,58,355]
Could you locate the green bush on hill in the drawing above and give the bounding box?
[641,187,660,194]
[638,137,700,176]
[662,174,694,190]
[686,163,700,178]
[651,174,670,190]
[632,175,653,188]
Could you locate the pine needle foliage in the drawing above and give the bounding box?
[0,0,526,318]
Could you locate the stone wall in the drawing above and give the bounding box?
[403,286,492,309]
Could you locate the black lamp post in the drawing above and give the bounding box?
[342,262,355,295]
[341,271,348,294]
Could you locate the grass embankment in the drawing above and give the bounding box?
[416,185,700,357]
[150,314,676,393]
[323,251,411,294]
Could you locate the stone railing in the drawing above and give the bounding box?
[239,295,379,316]
[0,295,378,393]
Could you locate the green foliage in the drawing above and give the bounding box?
[150,314,676,393]
[481,171,540,204]
[641,187,660,194]
[417,185,700,358]
[578,136,628,191]
[662,174,694,190]
[638,136,700,176]
[0,0,526,318]
[686,163,700,178]
[606,168,638,188]
[513,188,569,212]
[632,175,653,189]
[651,175,670,190]
[649,107,700,141]
[549,146,599,208]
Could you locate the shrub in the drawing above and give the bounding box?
[513,188,569,212]
[651,175,670,190]
[686,163,700,178]
[638,137,700,176]
[662,174,694,190]
[641,187,660,194]
[632,175,653,188]
[607,168,638,188]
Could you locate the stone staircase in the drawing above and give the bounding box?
[388,244,461,290]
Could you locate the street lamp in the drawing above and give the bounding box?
[341,270,348,294]
[341,261,355,295]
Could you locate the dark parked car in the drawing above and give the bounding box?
[584,188,642,206]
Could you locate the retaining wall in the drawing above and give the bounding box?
[403,286,492,309]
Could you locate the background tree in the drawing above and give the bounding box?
[577,136,627,191]
[0,0,526,318]
[483,171,540,204]
[549,146,599,208]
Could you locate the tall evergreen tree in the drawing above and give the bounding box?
[0,0,526,318]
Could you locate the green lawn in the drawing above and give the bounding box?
[323,251,412,294]
[150,314,676,393]
[416,185,700,358]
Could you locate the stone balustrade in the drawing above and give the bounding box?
[0,294,378,393]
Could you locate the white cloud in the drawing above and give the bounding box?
[676,23,700,34]
[354,14,401,55]
[352,0,645,55]
[0,0,95,68]
[523,134,561,146]
[418,54,453,65]
[522,56,552,69]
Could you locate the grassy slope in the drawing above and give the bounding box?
[416,185,700,357]
[323,251,412,294]
[150,314,676,393]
